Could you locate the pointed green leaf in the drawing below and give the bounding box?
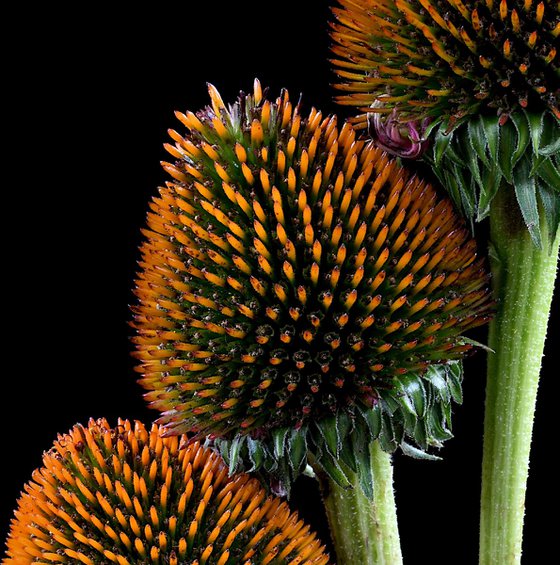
[336,412,356,472]
[458,336,495,353]
[272,427,289,459]
[442,169,463,216]
[429,404,453,442]
[525,110,544,156]
[381,405,405,451]
[315,452,352,489]
[246,437,264,472]
[390,384,416,416]
[441,398,453,429]
[481,115,500,161]
[423,116,445,139]
[263,451,279,473]
[356,444,374,500]
[228,436,244,475]
[467,144,484,192]
[357,404,382,440]
[433,127,454,166]
[537,181,560,249]
[350,423,369,460]
[339,423,366,475]
[447,164,477,226]
[513,155,542,247]
[400,441,442,461]
[423,365,451,405]
[478,163,502,221]
[316,416,340,457]
[510,112,531,168]
[535,158,560,192]
[412,418,429,450]
[382,392,402,415]
[392,417,405,447]
[497,119,518,182]
[213,439,229,465]
[445,142,468,167]
[339,440,358,473]
[537,112,560,156]
[397,374,427,417]
[288,428,307,475]
[468,116,490,168]
[429,163,447,189]
[378,409,398,452]
[337,412,353,443]
[446,362,464,406]
[401,407,420,433]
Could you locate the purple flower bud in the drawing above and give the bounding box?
[368,100,432,159]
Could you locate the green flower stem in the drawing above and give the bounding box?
[480,186,560,565]
[317,440,403,565]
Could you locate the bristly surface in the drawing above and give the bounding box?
[330,0,560,128]
[131,80,493,445]
[4,418,331,565]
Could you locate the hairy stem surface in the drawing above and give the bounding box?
[318,441,403,565]
[480,187,559,564]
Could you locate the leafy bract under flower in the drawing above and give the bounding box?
[427,109,560,247]
[331,0,560,127]
[4,418,330,565]
[131,80,493,445]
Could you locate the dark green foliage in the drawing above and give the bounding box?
[427,111,560,247]
[214,362,464,497]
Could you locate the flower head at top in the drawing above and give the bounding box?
[330,0,560,128]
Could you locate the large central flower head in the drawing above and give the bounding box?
[331,0,559,127]
[131,80,493,457]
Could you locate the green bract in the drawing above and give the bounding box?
[215,362,463,496]
[426,111,560,247]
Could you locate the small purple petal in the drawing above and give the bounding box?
[368,103,432,159]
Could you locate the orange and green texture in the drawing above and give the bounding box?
[4,417,330,565]
[130,80,494,564]
[331,0,559,127]
[131,80,493,446]
[330,3,559,564]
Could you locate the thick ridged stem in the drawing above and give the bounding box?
[480,186,560,565]
[318,441,403,565]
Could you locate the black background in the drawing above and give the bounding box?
[3,2,558,563]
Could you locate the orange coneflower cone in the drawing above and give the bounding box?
[130,80,494,494]
[4,418,330,565]
[330,0,560,128]
[330,1,559,246]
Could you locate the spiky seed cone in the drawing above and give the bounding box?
[331,0,560,127]
[131,80,493,445]
[4,418,330,565]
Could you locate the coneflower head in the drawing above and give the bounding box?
[4,418,330,565]
[331,0,560,127]
[131,81,493,492]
